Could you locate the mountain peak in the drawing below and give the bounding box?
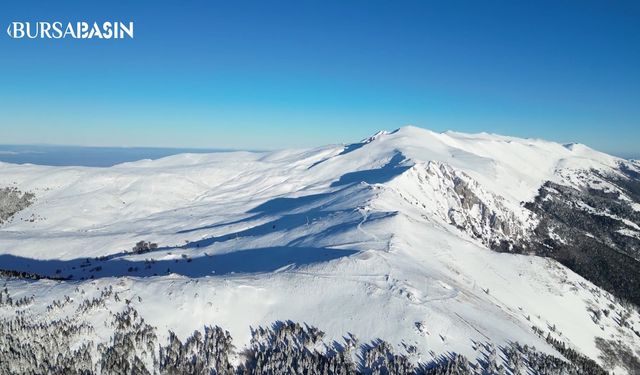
[2,127,640,374]
[360,130,391,144]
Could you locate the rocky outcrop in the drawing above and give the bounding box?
[390,162,536,251]
[393,158,640,307]
[0,186,34,224]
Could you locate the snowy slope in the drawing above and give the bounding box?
[1,126,639,374]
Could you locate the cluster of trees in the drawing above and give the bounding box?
[0,286,34,308]
[540,336,606,375]
[242,321,356,374]
[0,269,47,280]
[0,298,615,375]
[76,286,115,314]
[0,186,35,225]
[595,337,640,374]
[98,306,158,375]
[0,287,13,307]
[46,294,72,312]
[0,312,94,374]
[521,175,640,307]
[0,282,621,374]
[159,326,234,374]
[362,340,415,374]
[528,324,609,375]
[132,241,159,254]
[505,341,603,375]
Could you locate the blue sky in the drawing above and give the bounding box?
[0,1,638,156]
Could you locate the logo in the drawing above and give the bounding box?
[6,21,134,39]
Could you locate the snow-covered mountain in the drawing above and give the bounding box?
[1,126,639,374]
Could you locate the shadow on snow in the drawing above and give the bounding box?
[177,151,409,238]
[330,152,410,187]
[0,246,357,280]
[0,152,412,281]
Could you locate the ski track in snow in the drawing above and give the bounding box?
[356,206,382,245]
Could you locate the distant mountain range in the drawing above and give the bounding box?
[0,144,237,167]
[0,142,636,168]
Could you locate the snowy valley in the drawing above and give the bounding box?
[0,126,639,374]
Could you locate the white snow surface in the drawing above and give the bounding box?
[0,126,638,372]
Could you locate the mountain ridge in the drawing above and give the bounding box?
[1,126,639,374]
